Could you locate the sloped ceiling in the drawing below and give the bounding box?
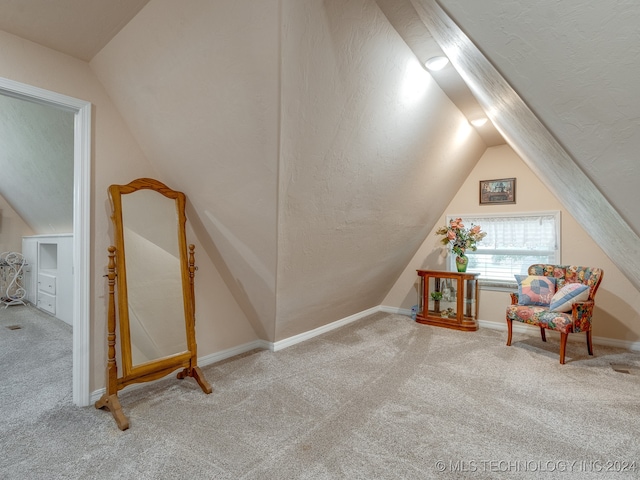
[275,0,486,338]
[428,0,640,288]
[91,0,282,340]
[371,0,640,290]
[374,0,504,147]
[1,0,638,339]
[0,95,74,234]
[89,0,486,341]
[435,0,640,234]
[0,0,150,62]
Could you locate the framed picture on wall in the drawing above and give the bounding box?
[479,178,516,205]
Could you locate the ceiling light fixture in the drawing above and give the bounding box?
[470,117,488,127]
[424,56,449,71]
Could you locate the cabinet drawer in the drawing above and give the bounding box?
[38,273,56,295]
[37,291,56,315]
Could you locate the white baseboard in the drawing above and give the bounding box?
[377,306,640,352]
[197,339,271,365]
[478,319,640,351]
[376,306,640,352]
[270,306,381,351]
[90,306,386,402]
[89,339,269,404]
[272,305,640,353]
[91,306,640,402]
[379,305,413,316]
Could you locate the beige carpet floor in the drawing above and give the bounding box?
[2,305,640,479]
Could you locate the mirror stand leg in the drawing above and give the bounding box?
[95,393,130,431]
[192,366,213,394]
[96,246,129,430]
[177,366,213,394]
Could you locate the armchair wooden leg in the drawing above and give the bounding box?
[586,330,593,356]
[540,327,547,342]
[559,333,568,364]
[506,318,513,346]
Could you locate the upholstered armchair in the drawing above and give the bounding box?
[506,264,604,364]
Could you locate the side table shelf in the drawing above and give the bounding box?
[416,269,479,331]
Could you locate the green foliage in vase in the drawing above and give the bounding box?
[436,217,487,257]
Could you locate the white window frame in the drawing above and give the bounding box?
[445,211,561,291]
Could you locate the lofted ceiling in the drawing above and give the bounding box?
[374,0,504,146]
[0,0,504,147]
[2,0,636,241]
[0,0,640,302]
[0,95,74,234]
[0,0,151,62]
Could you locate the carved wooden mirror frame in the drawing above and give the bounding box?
[95,178,211,430]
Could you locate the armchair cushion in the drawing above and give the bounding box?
[506,305,574,333]
[506,264,603,364]
[515,274,556,306]
[550,283,590,312]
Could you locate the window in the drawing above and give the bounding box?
[446,212,561,289]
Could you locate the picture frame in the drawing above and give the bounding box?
[479,177,516,205]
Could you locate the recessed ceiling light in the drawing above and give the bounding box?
[470,118,488,127]
[424,56,449,71]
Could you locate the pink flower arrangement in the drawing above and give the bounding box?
[436,217,486,257]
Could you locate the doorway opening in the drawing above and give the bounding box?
[0,77,91,406]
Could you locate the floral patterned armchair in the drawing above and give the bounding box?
[506,264,604,364]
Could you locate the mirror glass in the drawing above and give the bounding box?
[120,189,188,366]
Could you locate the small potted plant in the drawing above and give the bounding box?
[431,291,443,313]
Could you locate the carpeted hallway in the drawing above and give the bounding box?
[1,305,640,479]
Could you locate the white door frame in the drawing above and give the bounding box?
[0,77,91,407]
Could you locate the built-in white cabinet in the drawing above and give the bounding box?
[22,234,73,326]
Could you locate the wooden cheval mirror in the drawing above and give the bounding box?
[95,178,211,430]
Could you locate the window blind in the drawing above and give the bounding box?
[446,212,560,287]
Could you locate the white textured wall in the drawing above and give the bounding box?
[0,27,257,391]
[276,0,486,339]
[0,95,74,234]
[0,28,156,391]
[91,0,489,342]
[91,0,280,341]
[0,192,34,252]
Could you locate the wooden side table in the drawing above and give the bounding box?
[416,269,480,331]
